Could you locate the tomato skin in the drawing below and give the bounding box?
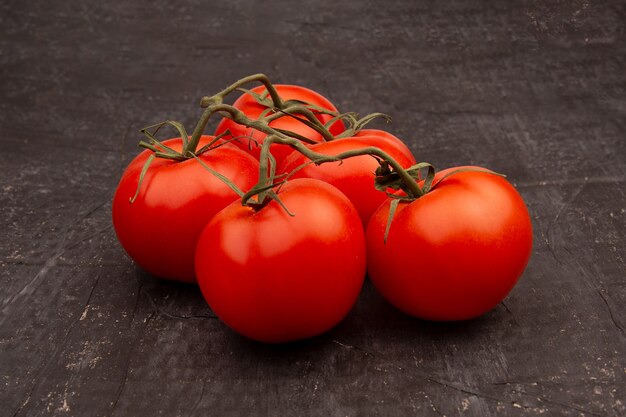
[279,136,416,226]
[195,178,366,343]
[214,84,345,165]
[366,167,533,321]
[353,129,416,165]
[112,136,259,283]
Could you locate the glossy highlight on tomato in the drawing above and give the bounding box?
[366,167,533,321]
[112,136,259,283]
[195,178,366,343]
[214,84,345,165]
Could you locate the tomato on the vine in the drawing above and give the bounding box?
[366,167,533,321]
[112,136,259,283]
[214,84,345,166]
[279,132,416,225]
[353,129,415,159]
[195,178,366,343]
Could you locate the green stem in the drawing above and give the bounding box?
[186,105,214,155]
[138,141,185,161]
[188,74,287,155]
[187,102,423,206]
[203,103,423,205]
[336,112,392,138]
[281,137,423,197]
[243,133,424,207]
[210,103,278,137]
[265,104,336,142]
[199,73,284,109]
[190,74,344,152]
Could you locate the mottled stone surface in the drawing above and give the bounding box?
[1,1,624,416]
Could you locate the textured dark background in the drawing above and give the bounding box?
[1,1,625,416]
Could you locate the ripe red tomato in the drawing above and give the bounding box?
[278,133,416,225]
[366,167,533,321]
[195,178,366,343]
[353,129,416,160]
[214,84,345,166]
[112,136,259,283]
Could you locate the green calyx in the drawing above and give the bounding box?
[375,166,507,243]
[128,120,241,204]
[138,121,233,161]
[373,161,435,244]
[129,130,246,204]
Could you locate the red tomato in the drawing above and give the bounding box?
[195,178,366,343]
[214,84,345,166]
[279,135,416,225]
[112,136,259,283]
[366,167,533,321]
[353,129,416,163]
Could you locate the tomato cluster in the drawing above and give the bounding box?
[112,75,533,343]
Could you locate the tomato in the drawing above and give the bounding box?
[353,129,416,161]
[112,136,259,283]
[366,167,533,321]
[278,134,416,225]
[214,84,345,166]
[195,178,366,343]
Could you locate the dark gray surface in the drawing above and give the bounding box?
[1,1,625,416]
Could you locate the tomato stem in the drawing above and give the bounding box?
[202,74,285,109]
[336,113,392,138]
[136,74,427,212]
[241,133,425,208]
[190,99,425,207]
[264,105,336,142]
[185,75,284,156]
[187,73,341,153]
[143,74,382,161]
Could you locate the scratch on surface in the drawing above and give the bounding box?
[79,272,101,321]
[65,224,113,252]
[127,278,146,328]
[500,301,520,326]
[416,356,530,408]
[2,215,72,310]
[2,199,111,312]
[596,289,625,338]
[425,376,504,404]
[332,339,375,358]
[425,377,569,414]
[535,395,603,417]
[505,386,605,417]
[142,288,218,321]
[491,380,539,386]
[77,199,109,222]
[109,312,155,416]
[1,252,62,313]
